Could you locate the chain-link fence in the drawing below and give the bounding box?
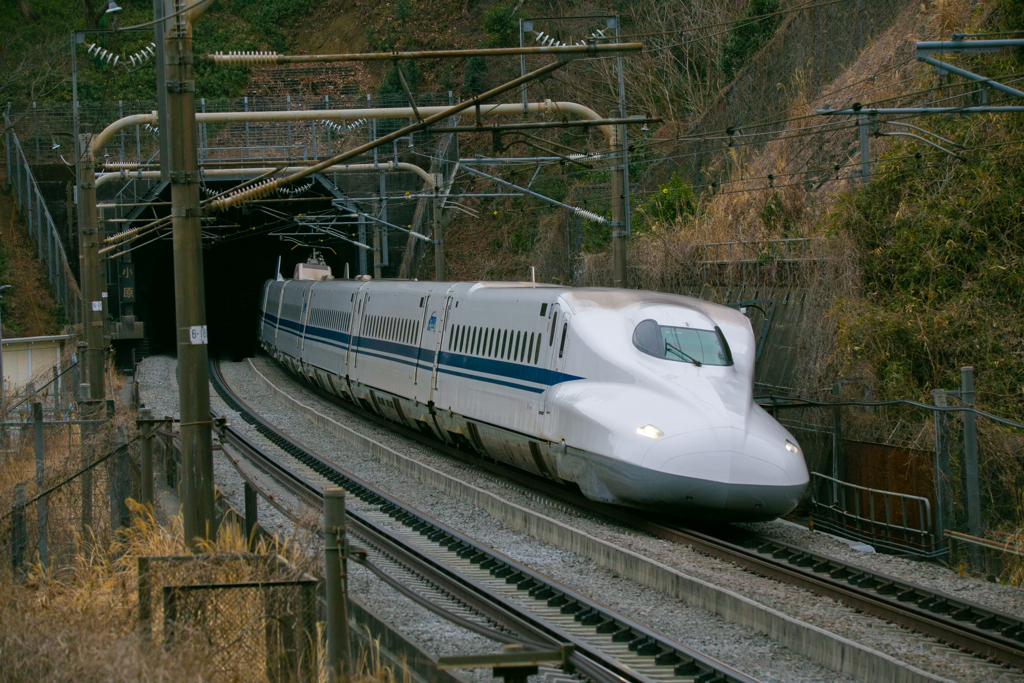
[139,554,319,683]
[3,112,82,325]
[0,413,135,572]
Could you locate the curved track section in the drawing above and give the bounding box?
[209,361,762,683]
[264,361,1024,671]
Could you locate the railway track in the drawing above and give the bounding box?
[209,361,762,683]
[252,360,1024,673]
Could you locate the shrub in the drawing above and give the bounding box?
[482,4,520,48]
[719,0,782,81]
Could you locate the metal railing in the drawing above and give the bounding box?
[3,112,81,325]
[810,472,943,556]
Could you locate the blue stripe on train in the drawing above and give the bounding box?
[261,310,584,392]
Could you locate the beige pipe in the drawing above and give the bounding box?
[87,100,608,155]
[94,161,436,190]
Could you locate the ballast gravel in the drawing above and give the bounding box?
[241,355,1024,683]
[140,354,1024,683]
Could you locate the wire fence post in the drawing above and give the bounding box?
[140,407,154,509]
[932,389,951,549]
[961,366,983,570]
[33,402,48,567]
[324,489,351,683]
[12,483,26,577]
[244,481,258,548]
[832,382,843,501]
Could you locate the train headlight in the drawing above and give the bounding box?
[785,440,800,454]
[637,424,664,439]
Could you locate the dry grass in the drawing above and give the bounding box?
[0,182,66,338]
[0,502,387,683]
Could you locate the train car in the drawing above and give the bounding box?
[258,269,809,521]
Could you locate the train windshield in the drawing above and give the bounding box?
[632,319,733,366]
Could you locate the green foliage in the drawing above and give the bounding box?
[481,4,519,48]
[719,0,782,81]
[825,114,1024,417]
[634,173,696,227]
[376,61,419,96]
[0,0,314,103]
[462,56,488,95]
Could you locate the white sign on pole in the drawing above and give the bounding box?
[91,301,102,311]
[189,325,208,345]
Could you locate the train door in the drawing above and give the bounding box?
[413,292,433,386]
[542,309,571,415]
[349,289,371,369]
[428,294,454,404]
[300,283,319,353]
[258,281,271,337]
[274,281,290,343]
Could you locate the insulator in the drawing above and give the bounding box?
[87,43,97,55]
[214,51,279,66]
[573,207,607,224]
[112,55,119,66]
[208,178,280,212]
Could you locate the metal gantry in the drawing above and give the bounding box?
[817,36,1024,183]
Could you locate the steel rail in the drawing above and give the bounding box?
[273,363,1024,671]
[208,361,760,683]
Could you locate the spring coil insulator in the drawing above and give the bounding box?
[573,207,607,224]
[208,179,281,212]
[212,51,279,66]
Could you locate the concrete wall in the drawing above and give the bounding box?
[1,335,70,395]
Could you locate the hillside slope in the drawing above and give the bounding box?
[0,183,64,338]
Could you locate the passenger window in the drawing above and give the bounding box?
[488,329,495,357]
[549,312,558,345]
[558,323,568,358]
[533,334,541,364]
[476,327,484,355]
[501,330,508,358]
[514,331,521,361]
[459,326,466,353]
[448,326,454,350]
[540,303,547,316]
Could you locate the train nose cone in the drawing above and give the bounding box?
[641,423,809,520]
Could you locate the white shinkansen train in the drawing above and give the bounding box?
[258,269,809,521]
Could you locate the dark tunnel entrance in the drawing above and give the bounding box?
[125,181,359,362]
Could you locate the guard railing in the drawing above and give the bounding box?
[3,112,82,325]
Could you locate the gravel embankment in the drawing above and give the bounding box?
[140,354,1024,683]
[244,355,1024,683]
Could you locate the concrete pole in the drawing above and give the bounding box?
[139,408,154,509]
[165,3,216,546]
[324,489,351,682]
[859,114,871,184]
[77,142,107,403]
[80,383,92,535]
[960,367,983,570]
[610,125,627,288]
[372,194,382,279]
[433,189,444,281]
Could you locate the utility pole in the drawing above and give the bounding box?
[433,187,444,281]
[77,129,107,404]
[164,0,216,545]
[610,124,628,288]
